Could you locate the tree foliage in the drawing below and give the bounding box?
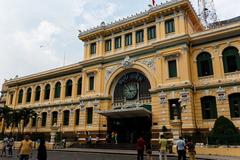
[0,105,36,134]
[208,116,240,145]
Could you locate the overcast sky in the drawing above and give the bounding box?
[0,0,240,88]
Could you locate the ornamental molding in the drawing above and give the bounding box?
[105,65,120,83]
[140,58,156,70]
[216,86,226,101]
[159,90,167,105]
[121,56,134,68]
[179,88,189,106]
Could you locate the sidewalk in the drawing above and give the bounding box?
[54,148,240,160]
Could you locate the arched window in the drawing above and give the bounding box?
[18,89,23,104]
[51,111,58,126]
[35,86,41,101]
[26,88,32,103]
[65,80,72,97]
[201,96,217,119]
[77,78,82,95]
[54,82,61,98]
[229,93,240,118]
[197,52,213,77]
[63,110,70,126]
[44,84,51,100]
[222,47,240,73]
[75,109,80,125]
[41,112,47,127]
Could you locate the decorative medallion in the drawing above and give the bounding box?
[159,91,167,105]
[79,100,85,111]
[216,87,226,101]
[141,58,155,70]
[121,56,134,68]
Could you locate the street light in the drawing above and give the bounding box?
[32,114,41,148]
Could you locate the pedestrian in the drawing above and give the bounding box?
[115,132,118,144]
[176,136,186,160]
[37,139,47,160]
[62,138,66,148]
[18,135,33,160]
[111,131,115,144]
[136,136,145,160]
[1,136,8,157]
[186,138,196,160]
[146,141,152,160]
[159,135,167,160]
[8,136,14,157]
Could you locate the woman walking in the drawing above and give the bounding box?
[37,139,47,160]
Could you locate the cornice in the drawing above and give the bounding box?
[191,23,240,46]
[78,0,201,41]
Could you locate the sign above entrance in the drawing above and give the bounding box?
[96,107,151,118]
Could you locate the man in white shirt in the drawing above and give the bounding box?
[176,136,186,160]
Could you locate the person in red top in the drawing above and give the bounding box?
[136,136,145,160]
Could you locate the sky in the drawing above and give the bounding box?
[0,0,240,89]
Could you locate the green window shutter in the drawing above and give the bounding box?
[89,76,94,91]
[147,26,156,40]
[65,80,72,97]
[18,90,23,104]
[41,112,47,127]
[115,36,121,49]
[210,97,217,119]
[125,33,132,46]
[165,19,175,34]
[136,30,144,43]
[87,108,93,124]
[77,78,82,95]
[168,60,177,78]
[197,60,202,77]
[75,109,80,125]
[35,86,41,101]
[90,43,96,54]
[105,39,111,51]
[63,111,69,126]
[208,58,214,75]
[55,82,61,98]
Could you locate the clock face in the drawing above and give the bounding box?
[124,83,138,100]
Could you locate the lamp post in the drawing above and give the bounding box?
[32,114,41,148]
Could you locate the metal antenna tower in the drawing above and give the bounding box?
[197,0,218,28]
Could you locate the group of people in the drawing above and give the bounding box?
[1,135,47,160]
[1,136,14,157]
[176,136,196,160]
[136,135,196,160]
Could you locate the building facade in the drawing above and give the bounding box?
[1,0,240,143]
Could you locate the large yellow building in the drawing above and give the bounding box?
[1,0,240,144]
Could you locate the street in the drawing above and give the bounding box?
[1,150,177,160]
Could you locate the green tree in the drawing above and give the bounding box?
[209,116,240,145]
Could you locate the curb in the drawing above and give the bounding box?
[51,149,214,160]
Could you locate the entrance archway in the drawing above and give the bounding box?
[106,71,152,144]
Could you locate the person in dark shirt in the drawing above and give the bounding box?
[37,139,47,160]
[136,136,145,160]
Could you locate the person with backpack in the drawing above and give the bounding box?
[186,138,196,160]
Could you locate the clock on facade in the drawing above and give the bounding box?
[124,82,138,100]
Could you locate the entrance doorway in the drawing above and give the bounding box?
[107,116,152,144]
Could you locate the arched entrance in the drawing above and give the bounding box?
[100,71,152,144]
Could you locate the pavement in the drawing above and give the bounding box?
[54,148,240,160]
[1,148,239,160]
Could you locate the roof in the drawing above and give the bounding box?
[218,16,240,26]
[78,0,202,40]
